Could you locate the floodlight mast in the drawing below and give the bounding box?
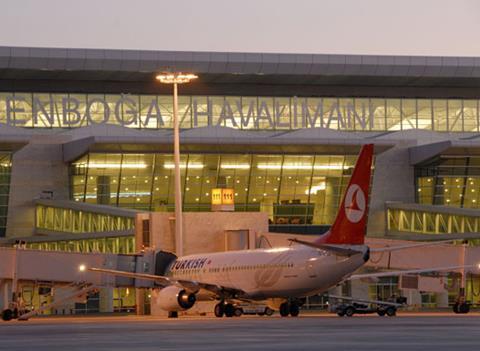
[155,72,198,256]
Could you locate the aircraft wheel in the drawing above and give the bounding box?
[265,307,274,316]
[234,308,243,317]
[214,303,224,318]
[2,309,13,321]
[453,303,459,313]
[279,302,290,317]
[459,303,470,314]
[224,303,235,317]
[289,303,300,317]
[386,307,396,317]
[345,306,355,317]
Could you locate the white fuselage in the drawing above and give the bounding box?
[167,245,369,299]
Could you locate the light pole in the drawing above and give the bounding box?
[156,72,198,256]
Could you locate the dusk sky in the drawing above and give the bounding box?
[1,0,479,56]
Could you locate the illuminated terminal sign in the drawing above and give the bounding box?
[211,188,234,212]
[1,93,478,132]
[0,93,377,130]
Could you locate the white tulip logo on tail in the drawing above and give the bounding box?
[344,184,366,223]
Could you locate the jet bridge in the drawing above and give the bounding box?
[0,246,175,321]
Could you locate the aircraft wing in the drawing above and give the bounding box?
[288,238,362,256]
[370,240,456,253]
[89,267,244,298]
[348,264,477,280]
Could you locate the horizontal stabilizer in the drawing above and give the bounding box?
[288,238,362,256]
[370,240,455,253]
[349,264,477,280]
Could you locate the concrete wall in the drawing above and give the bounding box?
[367,144,415,237]
[136,212,269,256]
[6,141,70,238]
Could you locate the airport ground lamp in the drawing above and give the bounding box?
[156,73,198,256]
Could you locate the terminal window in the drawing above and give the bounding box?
[415,155,480,209]
[70,152,368,226]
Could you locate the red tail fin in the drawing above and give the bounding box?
[315,144,374,245]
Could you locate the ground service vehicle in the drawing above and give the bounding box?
[233,303,274,317]
[332,295,406,317]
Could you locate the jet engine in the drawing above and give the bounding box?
[156,286,196,311]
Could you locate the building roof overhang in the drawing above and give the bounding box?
[410,139,480,165]
[0,124,34,151]
[1,46,480,97]
[62,126,396,161]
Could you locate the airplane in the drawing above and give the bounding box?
[90,144,475,318]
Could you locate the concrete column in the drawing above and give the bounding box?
[136,288,146,315]
[313,177,339,225]
[0,280,11,310]
[402,289,422,310]
[436,291,449,308]
[96,175,111,205]
[325,178,340,225]
[99,287,114,313]
[260,199,274,223]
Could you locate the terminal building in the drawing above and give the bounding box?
[1,46,480,314]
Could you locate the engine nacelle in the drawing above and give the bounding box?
[156,286,196,312]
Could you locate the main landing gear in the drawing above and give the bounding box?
[214,302,237,318]
[279,301,300,317]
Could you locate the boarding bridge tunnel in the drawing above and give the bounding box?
[0,246,174,319]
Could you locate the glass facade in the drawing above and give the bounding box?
[387,206,480,235]
[1,92,479,132]
[71,152,363,226]
[32,203,136,254]
[27,236,135,254]
[36,204,135,234]
[415,156,480,208]
[0,152,11,237]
